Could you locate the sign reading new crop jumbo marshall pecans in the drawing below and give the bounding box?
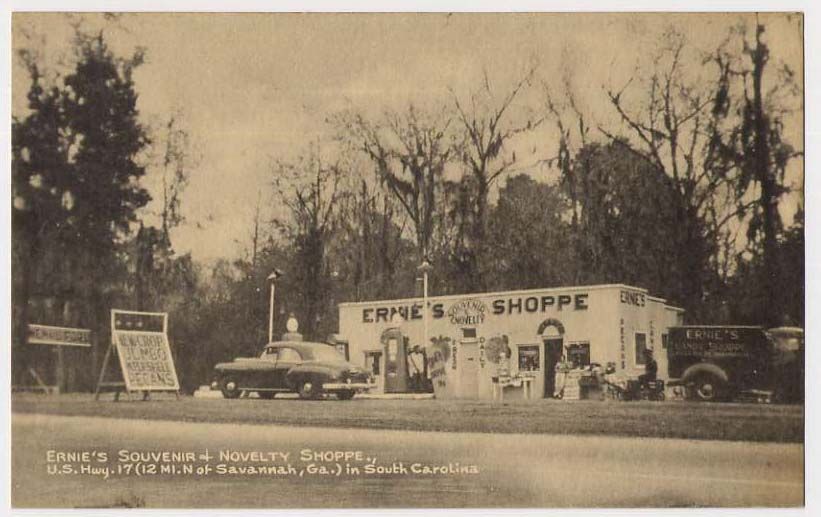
[111,310,180,391]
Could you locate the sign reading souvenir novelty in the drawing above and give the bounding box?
[111,310,179,391]
[447,298,486,325]
[27,324,91,347]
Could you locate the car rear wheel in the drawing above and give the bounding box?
[336,390,355,401]
[220,377,242,399]
[298,380,320,400]
[257,391,276,400]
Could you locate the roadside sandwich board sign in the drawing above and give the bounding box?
[94,309,180,400]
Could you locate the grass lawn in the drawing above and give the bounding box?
[12,392,803,443]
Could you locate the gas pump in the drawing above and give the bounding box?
[381,327,409,393]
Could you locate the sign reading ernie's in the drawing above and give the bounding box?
[112,310,180,391]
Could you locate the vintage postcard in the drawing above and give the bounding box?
[8,9,805,511]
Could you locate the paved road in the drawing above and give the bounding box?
[12,413,803,508]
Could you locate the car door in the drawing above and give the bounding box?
[251,347,280,388]
[273,347,303,389]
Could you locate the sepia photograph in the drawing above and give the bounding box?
[6,6,808,511]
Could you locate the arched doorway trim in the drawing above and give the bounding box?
[537,318,565,336]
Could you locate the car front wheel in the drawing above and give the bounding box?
[221,377,242,399]
[298,380,320,400]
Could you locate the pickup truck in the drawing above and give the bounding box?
[667,326,803,403]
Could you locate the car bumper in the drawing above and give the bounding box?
[323,382,375,391]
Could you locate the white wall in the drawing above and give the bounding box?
[338,284,684,395]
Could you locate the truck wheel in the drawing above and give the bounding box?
[298,380,320,400]
[336,390,355,401]
[221,377,242,399]
[691,374,724,402]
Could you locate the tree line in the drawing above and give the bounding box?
[12,19,803,393]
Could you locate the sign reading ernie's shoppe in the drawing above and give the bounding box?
[361,292,589,324]
[111,310,180,391]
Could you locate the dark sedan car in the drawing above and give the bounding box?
[211,341,373,400]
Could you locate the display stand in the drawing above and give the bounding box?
[94,310,180,401]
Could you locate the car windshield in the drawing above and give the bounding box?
[307,346,345,362]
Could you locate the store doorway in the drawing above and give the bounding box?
[538,318,566,399]
[543,338,564,398]
[458,341,480,398]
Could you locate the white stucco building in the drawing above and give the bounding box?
[337,284,684,399]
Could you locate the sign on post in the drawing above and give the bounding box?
[16,324,92,395]
[27,324,91,347]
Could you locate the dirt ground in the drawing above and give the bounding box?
[11,392,803,443]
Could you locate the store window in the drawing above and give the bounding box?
[518,345,540,371]
[635,333,647,366]
[566,342,591,367]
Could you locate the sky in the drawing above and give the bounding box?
[11,12,804,263]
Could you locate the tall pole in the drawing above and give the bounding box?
[268,282,276,343]
[418,259,433,350]
[423,269,429,351]
[267,270,282,343]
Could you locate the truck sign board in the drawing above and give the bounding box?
[669,327,756,358]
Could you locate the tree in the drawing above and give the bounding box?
[598,28,746,318]
[11,61,70,383]
[158,113,194,240]
[573,141,698,302]
[273,143,344,339]
[485,175,574,290]
[450,68,543,290]
[330,174,417,302]
[12,30,152,389]
[348,105,455,264]
[714,19,802,325]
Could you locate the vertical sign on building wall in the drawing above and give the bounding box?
[619,318,626,370]
[111,310,180,392]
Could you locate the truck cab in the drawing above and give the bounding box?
[667,326,804,402]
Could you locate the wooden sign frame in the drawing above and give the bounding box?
[94,309,180,401]
[13,324,93,395]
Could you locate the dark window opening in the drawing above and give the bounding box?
[518,345,540,371]
[635,333,647,366]
[566,342,591,367]
[364,351,382,376]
